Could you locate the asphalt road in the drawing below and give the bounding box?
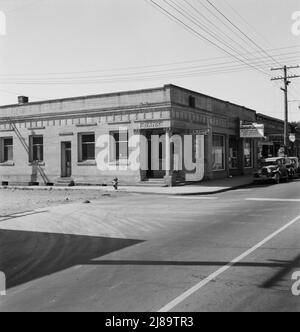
[0,180,300,312]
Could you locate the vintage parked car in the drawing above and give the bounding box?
[289,157,300,178]
[254,157,291,184]
[285,157,296,179]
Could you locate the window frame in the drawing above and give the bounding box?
[229,136,238,170]
[188,96,196,108]
[78,133,95,162]
[29,135,44,163]
[0,137,14,163]
[212,134,226,172]
[243,138,254,169]
[109,131,129,164]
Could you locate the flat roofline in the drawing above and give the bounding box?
[0,83,273,120]
[166,84,257,115]
[257,113,284,124]
[0,85,170,109]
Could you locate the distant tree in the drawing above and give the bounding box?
[290,121,300,130]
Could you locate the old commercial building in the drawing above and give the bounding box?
[257,113,300,159]
[0,84,278,186]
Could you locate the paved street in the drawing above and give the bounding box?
[0,180,300,312]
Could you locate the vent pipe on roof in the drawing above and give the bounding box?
[18,96,29,104]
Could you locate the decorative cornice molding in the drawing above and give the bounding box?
[76,123,98,128]
[59,132,74,136]
[0,103,172,124]
[28,126,46,131]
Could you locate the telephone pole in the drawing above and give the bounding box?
[271,65,299,156]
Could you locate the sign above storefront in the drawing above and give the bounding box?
[240,122,265,138]
[139,121,164,129]
[191,129,210,136]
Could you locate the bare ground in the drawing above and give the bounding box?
[0,188,120,216]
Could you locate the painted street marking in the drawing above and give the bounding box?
[158,214,300,312]
[246,198,300,202]
[168,197,219,200]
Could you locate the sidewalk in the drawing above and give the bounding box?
[0,175,254,196]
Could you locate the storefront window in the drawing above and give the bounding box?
[78,133,95,161]
[212,135,225,171]
[30,135,44,162]
[229,137,238,169]
[110,131,128,163]
[2,138,13,162]
[243,139,253,168]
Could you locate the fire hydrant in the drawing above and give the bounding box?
[112,177,119,190]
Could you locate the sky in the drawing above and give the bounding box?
[0,0,299,122]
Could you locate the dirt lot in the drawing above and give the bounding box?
[0,188,120,216]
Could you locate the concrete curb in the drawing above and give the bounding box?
[0,180,254,196]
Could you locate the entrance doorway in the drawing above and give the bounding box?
[146,132,165,179]
[61,142,72,178]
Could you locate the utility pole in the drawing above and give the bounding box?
[271,65,300,156]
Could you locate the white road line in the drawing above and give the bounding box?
[158,214,300,312]
[168,197,219,200]
[246,198,300,202]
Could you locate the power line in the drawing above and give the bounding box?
[147,0,271,78]
[1,52,299,85]
[163,0,273,74]
[222,0,272,48]
[175,0,256,59]
[1,47,299,79]
[204,0,284,69]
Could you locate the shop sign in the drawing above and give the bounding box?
[240,122,264,138]
[139,121,165,129]
[191,129,210,136]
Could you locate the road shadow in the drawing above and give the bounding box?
[0,229,143,289]
[86,260,293,269]
[249,177,300,189]
[86,258,300,290]
[261,254,300,289]
[246,182,281,189]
